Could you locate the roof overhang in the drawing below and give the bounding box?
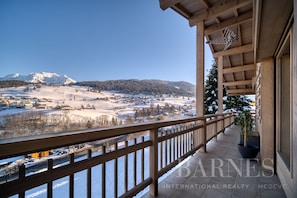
[255,0,293,62]
[159,0,293,96]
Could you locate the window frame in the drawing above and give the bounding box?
[276,27,293,178]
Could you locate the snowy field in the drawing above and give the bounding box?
[0,85,196,197]
[0,85,197,197]
[0,85,196,125]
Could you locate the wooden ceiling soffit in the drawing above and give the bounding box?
[160,0,182,10]
[189,0,252,27]
[223,64,255,74]
[172,3,191,19]
[201,0,211,8]
[223,79,252,87]
[205,11,252,35]
[213,44,253,57]
[227,88,253,94]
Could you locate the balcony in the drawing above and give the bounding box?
[157,0,297,195]
[0,112,286,197]
[0,113,235,197]
[142,125,286,198]
[0,0,295,197]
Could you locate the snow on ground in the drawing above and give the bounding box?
[0,85,196,122]
[0,85,197,197]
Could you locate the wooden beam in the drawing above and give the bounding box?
[223,79,252,87]
[200,0,211,8]
[228,92,255,96]
[205,35,215,53]
[234,9,239,17]
[172,3,191,19]
[214,17,221,23]
[227,88,253,94]
[223,64,256,74]
[160,0,182,10]
[226,56,235,81]
[189,0,252,26]
[205,11,252,35]
[254,0,262,63]
[213,44,253,57]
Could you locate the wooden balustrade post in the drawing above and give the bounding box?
[232,114,236,122]
[87,150,92,198]
[18,164,25,198]
[214,117,218,141]
[149,128,158,196]
[200,118,207,153]
[47,159,53,198]
[69,153,74,198]
[225,114,229,126]
[222,115,225,133]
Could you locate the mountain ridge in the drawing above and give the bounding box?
[0,72,76,85]
[0,72,195,96]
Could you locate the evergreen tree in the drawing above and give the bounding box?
[225,95,251,112]
[204,61,251,114]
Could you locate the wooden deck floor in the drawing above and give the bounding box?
[142,125,286,198]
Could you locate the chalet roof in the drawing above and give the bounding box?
[159,0,293,96]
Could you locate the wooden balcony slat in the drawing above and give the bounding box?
[0,116,209,160]
[0,113,235,198]
[102,146,106,198]
[87,150,92,198]
[114,143,118,198]
[133,138,137,188]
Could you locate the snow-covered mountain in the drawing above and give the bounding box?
[0,72,76,85]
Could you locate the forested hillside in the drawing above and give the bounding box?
[0,80,29,88]
[76,79,195,96]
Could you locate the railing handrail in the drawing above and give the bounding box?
[0,113,233,160]
[0,112,235,198]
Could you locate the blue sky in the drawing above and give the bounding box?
[0,0,213,85]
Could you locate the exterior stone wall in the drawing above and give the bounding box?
[255,58,274,172]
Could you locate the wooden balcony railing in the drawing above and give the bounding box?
[0,112,234,198]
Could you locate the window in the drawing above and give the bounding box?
[276,30,292,170]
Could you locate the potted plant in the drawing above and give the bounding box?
[237,110,259,158]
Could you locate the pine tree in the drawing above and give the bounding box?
[224,95,251,112]
[204,61,251,114]
[204,61,222,114]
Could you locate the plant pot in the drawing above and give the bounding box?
[239,135,260,150]
[238,143,259,158]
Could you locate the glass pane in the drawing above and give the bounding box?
[279,38,291,169]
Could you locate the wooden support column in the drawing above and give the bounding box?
[218,56,223,114]
[196,21,205,116]
[217,56,224,134]
[196,21,206,152]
